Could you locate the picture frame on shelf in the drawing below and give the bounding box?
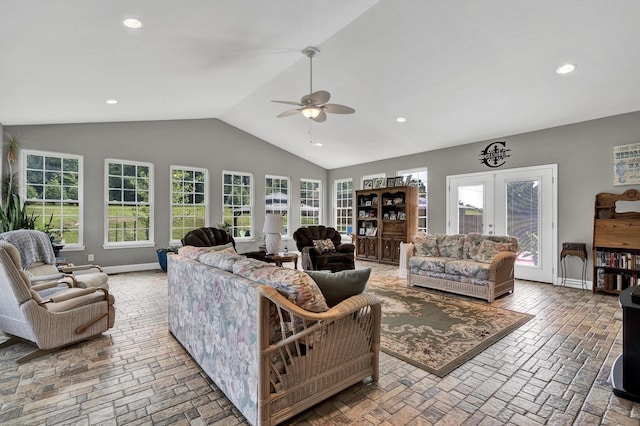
[363,179,373,190]
[359,227,366,236]
[376,177,386,189]
[365,200,372,206]
[387,177,396,188]
[372,196,378,205]
[395,176,405,186]
[398,211,407,220]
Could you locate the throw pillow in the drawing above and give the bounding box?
[207,242,237,254]
[198,251,246,272]
[436,234,465,259]
[177,245,209,260]
[412,233,438,257]
[233,259,329,312]
[312,239,336,253]
[471,239,517,263]
[307,268,371,308]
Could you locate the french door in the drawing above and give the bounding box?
[446,164,557,283]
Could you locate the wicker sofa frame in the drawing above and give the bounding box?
[167,254,381,425]
[406,250,517,303]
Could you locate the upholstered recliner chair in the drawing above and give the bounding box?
[181,227,266,261]
[0,230,109,291]
[0,241,115,363]
[293,225,355,272]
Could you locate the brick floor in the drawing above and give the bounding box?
[1,261,638,425]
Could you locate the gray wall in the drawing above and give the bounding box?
[4,118,326,267]
[329,110,640,281]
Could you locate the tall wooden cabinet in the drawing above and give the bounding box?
[355,186,418,265]
[593,189,640,294]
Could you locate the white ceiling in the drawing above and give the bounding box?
[2,1,640,169]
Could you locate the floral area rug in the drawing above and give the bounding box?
[365,265,534,377]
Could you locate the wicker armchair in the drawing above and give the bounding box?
[293,225,356,272]
[0,241,115,363]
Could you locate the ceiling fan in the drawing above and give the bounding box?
[271,47,355,123]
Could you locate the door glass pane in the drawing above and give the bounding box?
[458,185,484,234]
[506,180,540,267]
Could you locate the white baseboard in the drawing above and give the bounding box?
[103,262,161,275]
[554,277,593,291]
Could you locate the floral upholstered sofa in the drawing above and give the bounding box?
[406,233,518,302]
[167,247,381,426]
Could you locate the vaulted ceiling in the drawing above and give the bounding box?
[2,1,640,169]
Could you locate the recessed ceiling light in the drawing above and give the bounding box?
[396,117,407,123]
[312,142,323,147]
[105,99,118,105]
[123,18,143,29]
[556,63,576,75]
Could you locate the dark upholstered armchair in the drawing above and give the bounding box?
[293,225,355,272]
[181,227,266,261]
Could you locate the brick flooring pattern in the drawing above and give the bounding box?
[0,261,639,425]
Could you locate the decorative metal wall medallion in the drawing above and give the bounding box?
[480,141,511,168]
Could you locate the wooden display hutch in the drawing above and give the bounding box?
[355,186,417,265]
[593,189,640,294]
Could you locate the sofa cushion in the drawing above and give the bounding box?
[413,233,439,256]
[464,233,518,260]
[233,259,329,312]
[444,259,491,281]
[198,251,246,272]
[313,239,336,253]
[436,234,465,259]
[307,268,371,307]
[408,256,449,274]
[207,242,237,254]
[470,239,518,263]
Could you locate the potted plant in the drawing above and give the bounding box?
[156,245,180,272]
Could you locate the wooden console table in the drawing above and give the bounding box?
[265,253,299,269]
[560,242,587,289]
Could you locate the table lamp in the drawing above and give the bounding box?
[263,213,283,254]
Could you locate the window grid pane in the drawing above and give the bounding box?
[223,171,252,238]
[171,167,208,241]
[300,179,321,226]
[334,179,353,234]
[24,152,81,244]
[399,169,428,233]
[265,176,289,235]
[107,160,152,243]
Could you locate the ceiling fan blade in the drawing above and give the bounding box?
[312,110,327,123]
[323,103,355,114]
[301,90,330,106]
[277,109,301,118]
[271,100,303,106]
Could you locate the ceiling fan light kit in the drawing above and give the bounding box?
[271,46,355,123]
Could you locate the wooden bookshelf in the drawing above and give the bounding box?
[593,189,640,294]
[355,186,417,265]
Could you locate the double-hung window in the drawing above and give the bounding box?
[171,166,208,242]
[265,175,290,235]
[22,150,83,248]
[223,171,253,240]
[105,159,154,247]
[300,178,321,226]
[334,178,353,235]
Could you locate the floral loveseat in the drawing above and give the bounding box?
[406,233,518,302]
[167,247,381,425]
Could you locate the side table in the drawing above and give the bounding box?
[560,242,587,289]
[265,253,299,269]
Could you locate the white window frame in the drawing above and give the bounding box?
[300,178,322,226]
[334,178,353,235]
[170,165,209,244]
[21,149,85,250]
[222,170,254,241]
[265,175,290,237]
[398,167,428,233]
[104,159,155,249]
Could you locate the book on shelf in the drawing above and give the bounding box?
[595,250,640,270]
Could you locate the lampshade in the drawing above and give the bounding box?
[263,213,283,234]
[263,213,283,255]
[301,106,321,119]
